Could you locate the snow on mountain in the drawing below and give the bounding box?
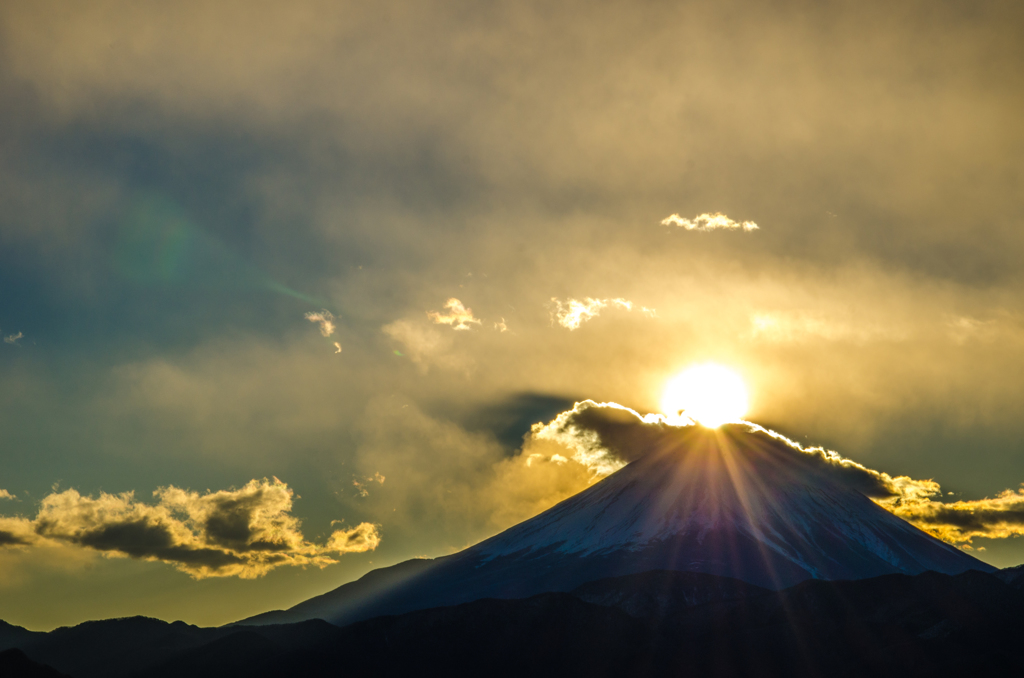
[472,423,980,581]
[242,422,991,626]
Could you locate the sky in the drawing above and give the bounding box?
[2,0,1024,631]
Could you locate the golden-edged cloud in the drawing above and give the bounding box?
[550,298,606,330]
[427,298,481,331]
[3,331,23,345]
[326,522,381,554]
[661,212,758,232]
[549,297,654,330]
[887,487,1024,545]
[0,517,35,547]
[526,400,1024,548]
[0,478,380,579]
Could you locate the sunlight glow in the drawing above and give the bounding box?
[662,364,749,428]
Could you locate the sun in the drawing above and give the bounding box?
[662,364,749,428]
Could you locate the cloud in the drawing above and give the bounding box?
[494,318,509,332]
[549,298,655,330]
[3,332,23,345]
[550,298,606,330]
[0,489,14,500]
[527,400,1024,547]
[886,487,1024,545]
[0,517,36,547]
[304,310,336,337]
[945,313,1024,346]
[349,472,384,499]
[382,319,470,373]
[349,397,596,553]
[531,401,904,486]
[326,522,381,554]
[661,212,758,232]
[3,0,1024,621]
[749,312,903,344]
[427,298,481,331]
[529,400,670,476]
[334,341,343,353]
[1,478,380,578]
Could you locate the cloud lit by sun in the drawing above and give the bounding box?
[662,364,749,428]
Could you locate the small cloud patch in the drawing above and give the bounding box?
[661,212,758,232]
[427,298,481,331]
[549,298,656,330]
[304,310,336,337]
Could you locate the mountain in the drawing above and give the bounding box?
[0,648,69,678]
[994,562,1024,589]
[0,621,42,650]
[248,569,1024,678]
[0,617,339,678]
[570,569,769,620]
[245,423,990,626]
[5,568,1024,677]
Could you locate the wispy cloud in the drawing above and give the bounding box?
[944,313,1024,345]
[351,472,385,499]
[549,297,656,330]
[304,310,336,337]
[3,331,24,345]
[0,478,380,578]
[382,319,471,373]
[494,318,509,333]
[333,341,342,354]
[427,298,481,331]
[0,490,14,500]
[749,311,902,344]
[661,212,758,232]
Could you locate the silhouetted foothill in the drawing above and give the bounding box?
[0,648,69,678]
[3,569,1024,677]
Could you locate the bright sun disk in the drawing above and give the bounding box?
[662,364,749,428]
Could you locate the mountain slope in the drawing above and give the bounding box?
[245,423,990,626]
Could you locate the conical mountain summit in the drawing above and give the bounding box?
[245,421,990,626]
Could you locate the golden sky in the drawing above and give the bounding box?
[1,0,1024,630]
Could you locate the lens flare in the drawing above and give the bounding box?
[662,364,749,427]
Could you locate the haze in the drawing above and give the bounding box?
[1,0,1024,631]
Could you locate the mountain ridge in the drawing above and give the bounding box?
[3,567,1022,678]
[242,424,989,626]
